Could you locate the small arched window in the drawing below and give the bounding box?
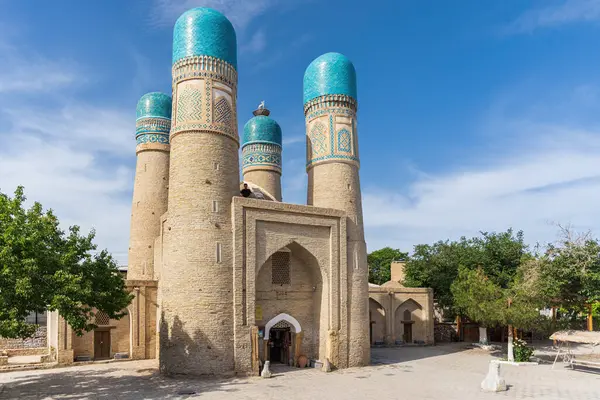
[403,309,412,322]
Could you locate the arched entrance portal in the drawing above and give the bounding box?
[255,242,324,367]
[369,298,386,345]
[395,299,423,344]
[264,313,302,364]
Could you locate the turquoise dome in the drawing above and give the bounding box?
[172,7,237,68]
[136,92,172,120]
[243,116,282,147]
[303,52,357,104]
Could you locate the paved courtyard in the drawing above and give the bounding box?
[1,344,599,399]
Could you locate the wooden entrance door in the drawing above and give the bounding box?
[403,323,412,343]
[94,330,110,360]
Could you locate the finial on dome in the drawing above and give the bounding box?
[253,101,270,116]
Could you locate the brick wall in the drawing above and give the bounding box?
[0,326,47,350]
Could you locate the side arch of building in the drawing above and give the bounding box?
[368,283,434,346]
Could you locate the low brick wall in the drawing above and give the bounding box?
[0,326,47,350]
[5,347,47,357]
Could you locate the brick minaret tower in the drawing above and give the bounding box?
[241,103,283,201]
[304,53,370,366]
[160,7,239,374]
[128,92,172,280]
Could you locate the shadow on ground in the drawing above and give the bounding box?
[0,366,251,399]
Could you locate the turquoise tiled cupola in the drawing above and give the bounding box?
[135,92,172,146]
[136,92,172,120]
[172,7,237,69]
[303,52,357,104]
[242,108,282,147]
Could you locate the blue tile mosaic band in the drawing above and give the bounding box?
[303,53,357,104]
[242,143,282,173]
[136,92,172,120]
[136,117,171,136]
[242,115,282,147]
[173,7,237,69]
[136,133,170,145]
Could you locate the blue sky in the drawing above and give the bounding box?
[1,0,600,264]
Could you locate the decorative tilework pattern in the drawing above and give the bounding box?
[303,53,357,104]
[172,56,237,88]
[213,97,232,125]
[338,128,351,152]
[305,103,360,169]
[304,95,357,116]
[136,117,171,136]
[136,133,169,145]
[242,143,281,172]
[176,85,203,124]
[310,121,327,156]
[172,8,237,68]
[170,56,238,144]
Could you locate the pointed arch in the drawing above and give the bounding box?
[264,313,301,340]
[395,298,423,314]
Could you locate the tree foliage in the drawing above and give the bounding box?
[403,229,527,315]
[367,247,408,285]
[537,225,600,313]
[0,187,133,338]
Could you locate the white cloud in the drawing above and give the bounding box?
[506,0,600,34]
[0,105,135,265]
[150,0,274,30]
[282,135,305,146]
[0,37,82,94]
[362,114,600,254]
[240,29,266,54]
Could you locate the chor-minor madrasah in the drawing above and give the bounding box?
[45,7,434,375]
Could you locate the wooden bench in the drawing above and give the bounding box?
[570,357,600,370]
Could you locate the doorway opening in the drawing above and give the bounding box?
[402,309,414,343]
[94,329,111,360]
[269,327,291,364]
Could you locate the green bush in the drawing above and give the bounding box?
[513,338,534,362]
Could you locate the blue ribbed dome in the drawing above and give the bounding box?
[172,7,237,68]
[303,52,357,104]
[243,116,282,146]
[136,92,172,120]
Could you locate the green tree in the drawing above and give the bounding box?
[403,236,483,315]
[452,260,545,361]
[404,229,527,316]
[536,225,600,329]
[0,186,133,338]
[367,247,408,285]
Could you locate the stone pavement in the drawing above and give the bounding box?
[0,343,599,399]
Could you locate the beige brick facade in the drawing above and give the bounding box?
[46,7,433,375]
[368,262,435,345]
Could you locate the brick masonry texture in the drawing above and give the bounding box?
[0,327,47,350]
[243,169,281,201]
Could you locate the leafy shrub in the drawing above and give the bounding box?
[513,338,534,362]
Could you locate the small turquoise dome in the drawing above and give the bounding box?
[243,116,282,147]
[136,92,172,120]
[173,7,237,68]
[303,52,357,104]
